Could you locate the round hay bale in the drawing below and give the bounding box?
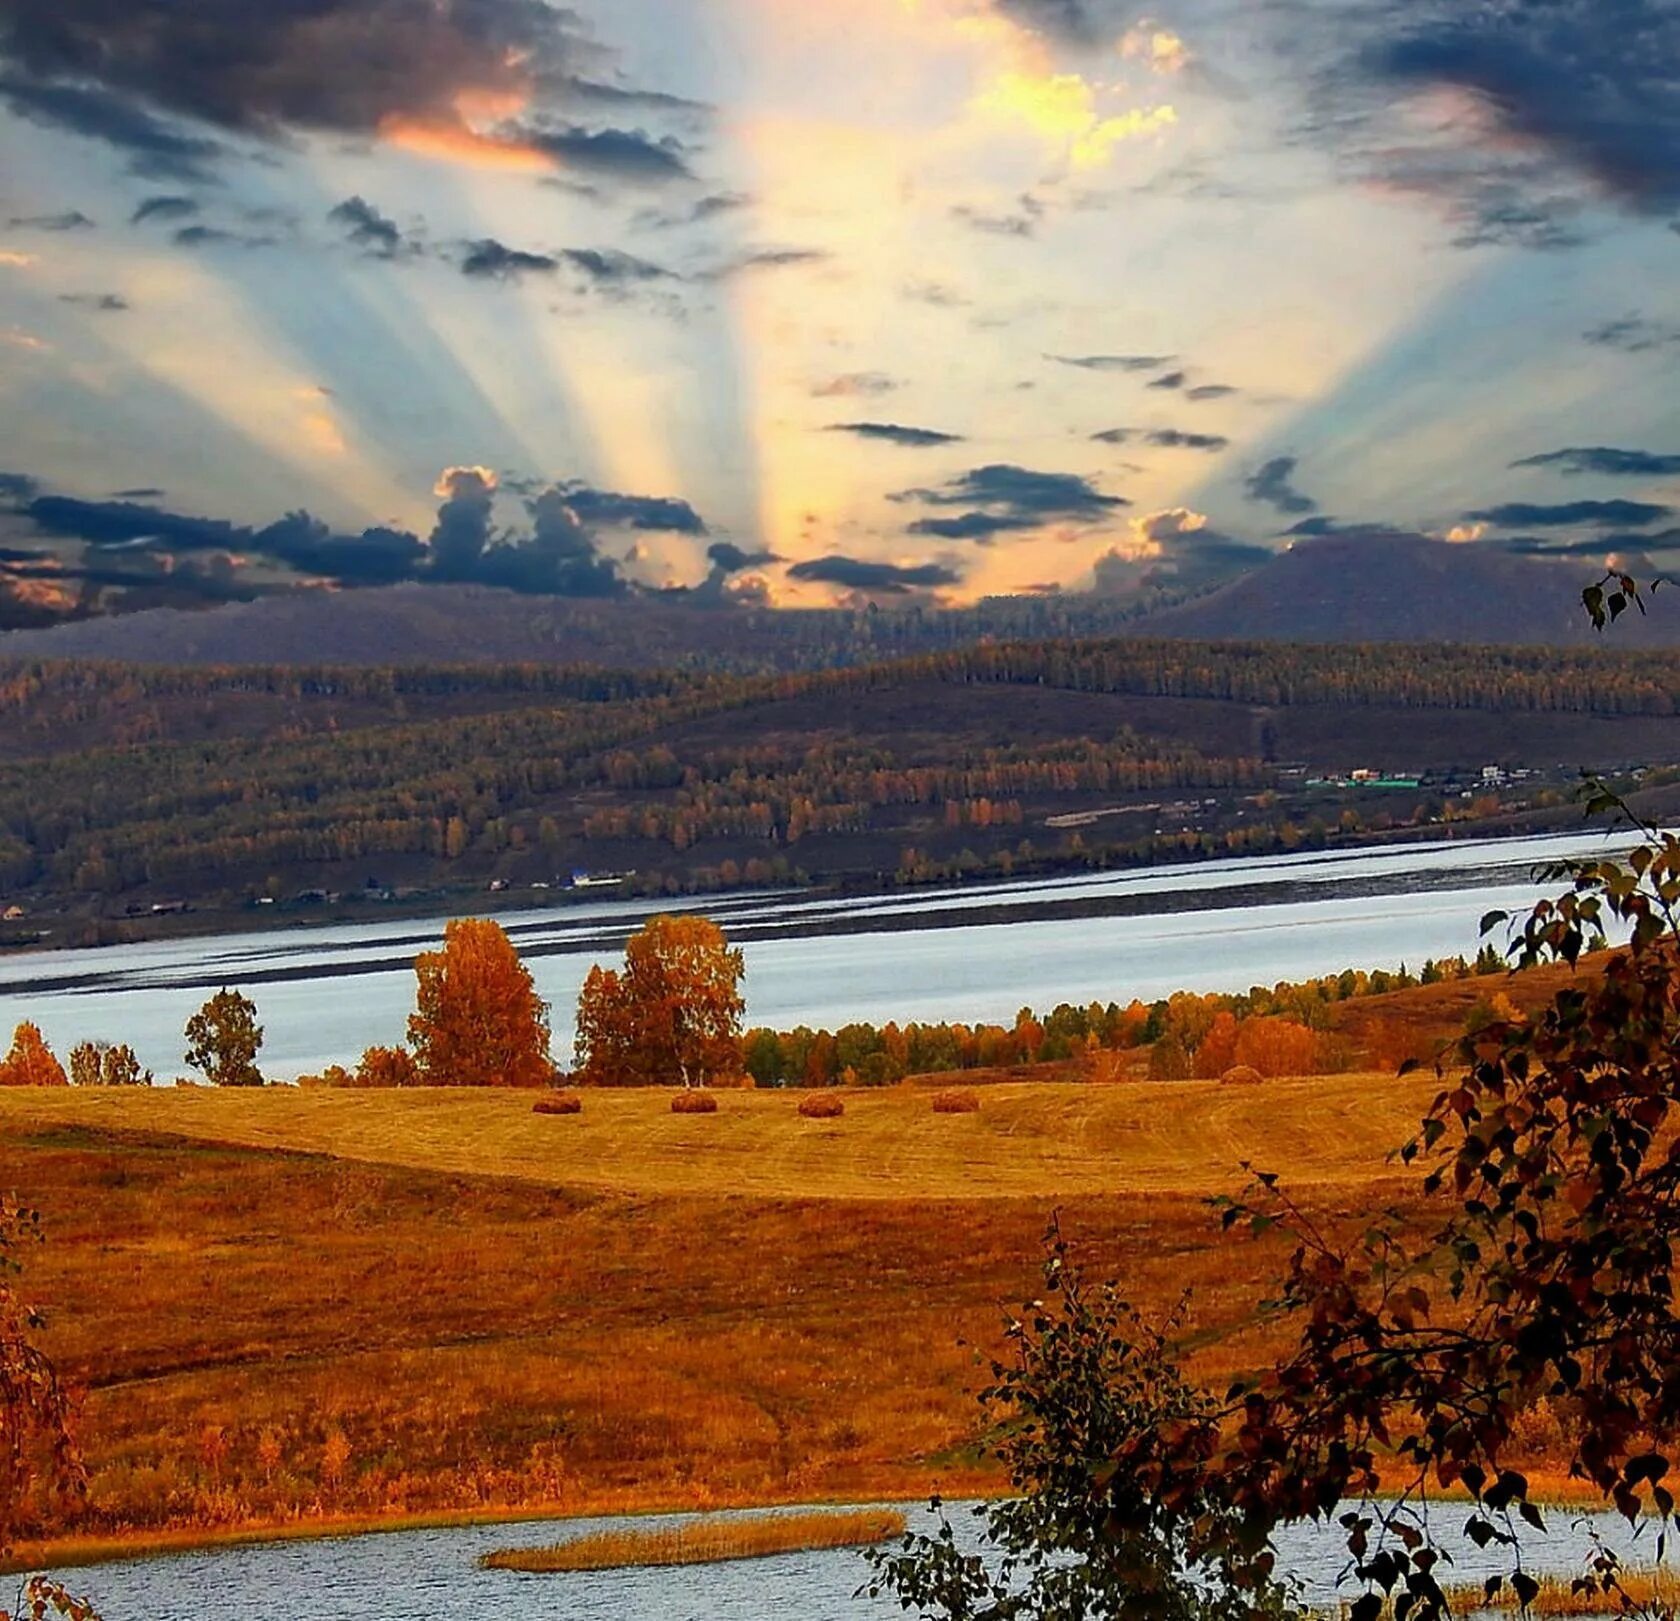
[932,1087,981,1115]
[1219,1065,1265,1087]
[671,1089,719,1114]
[798,1091,845,1119]
[533,1091,583,1115]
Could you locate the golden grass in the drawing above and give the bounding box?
[0,1072,1441,1201]
[1440,1570,1680,1616]
[482,1507,905,1572]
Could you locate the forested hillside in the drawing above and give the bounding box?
[2,635,1677,945]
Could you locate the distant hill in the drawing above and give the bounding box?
[1131,532,1680,645]
[0,584,1167,670]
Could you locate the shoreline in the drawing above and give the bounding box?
[3,1468,1614,1577]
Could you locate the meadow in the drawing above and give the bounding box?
[0,1069,1575,1571]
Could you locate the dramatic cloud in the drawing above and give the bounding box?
[899,463,1128,542]
[1093,428,1229,451]
[1465,498,1674,528]
[1049,353,1174,372]
[254,511,427,584]
[546,485,705,535]
[1244,456,1318,516]
[786,556,962,593]
[130,195,198,225]
[327,196,408,259]
[0,473,40,503]
[560,247,677,285]
[826,422,963,448]
[519,126,693,183]
[0,77,224,180]
[460,239,557,280]
[1512,447,1680,477]
[7,210,93,231]
[1185,384,1238,402]
[811,372,898,399]
[706,541,778,573]
[428,466,498,579]
[1091,506,1271,593]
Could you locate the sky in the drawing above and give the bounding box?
[0,0,1678,619]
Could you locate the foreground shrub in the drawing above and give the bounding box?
[671,1089,719,1114]
[797,1091,844,1119]
[931,1087,980,1114]
[68,1040,150,1087]
[1218,1064,1264,1087]
[485,1509,905,1572]
[533,1092,582,1115]
[355,1045,419,1088]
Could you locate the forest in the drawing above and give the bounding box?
[1,635,1677,938]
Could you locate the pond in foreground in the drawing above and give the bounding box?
[40,1501,1677,1621]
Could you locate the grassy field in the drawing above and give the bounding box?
[0,1073,1555,1569]
[0,1074,1438,1201]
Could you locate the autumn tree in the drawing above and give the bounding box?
[67,1042,149,1088]
[184,988,264,1087]
[407,918,553,1087]
[355,1044,420,1088]
[0,1025,66,1088]
[573,915,744,1088]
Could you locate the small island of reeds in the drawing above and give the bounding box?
[481,1508,906,1573]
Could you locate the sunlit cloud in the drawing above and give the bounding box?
[1,327,48,352]
[972,68,1175,169]
[0,250,36,268]
[1120,23,1190,76]
[378,115,553,174]
[1443,521,1487,544]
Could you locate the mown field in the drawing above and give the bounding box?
[0,1072,1568,1570]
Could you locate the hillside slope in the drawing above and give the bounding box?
[1133,532,1680,646]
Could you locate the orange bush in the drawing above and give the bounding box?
[533,1093,583,1116]
[797,1092,844,1119]
[355,1046,420,1088]
[671,1090,719,1114]
[0,1023,67,1087]
[931,1088,980,1114]
[1231,1017,1322,1078]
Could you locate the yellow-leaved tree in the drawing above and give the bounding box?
[0,1024,67,1088]
[573,914,745,1088]
[407,918,554,1087]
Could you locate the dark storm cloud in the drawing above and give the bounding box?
[130,195,198,226]
[1094,428,1229,451]
[549,484,705,535]
[556,78,709,116]
[460,239,558,280]
[7,210,94,231]
[1513,447,1680,478]
[428,468,497,580]
[706,542,778,574]
[786,556,963,593]
[897,463,1128,542]
[0,77,223,180]
[254,512,427,584]
[24,493,246,551]
[827,423,964,448]
[0,474,39,503]
[1283,516,1352,537]
[519,126,694,183]
[327,196,409,259]
[1465,499,1674,528]
[1502,528,1680,558]
[59,292,129,312]
[1049,353,1174,372]
[1147,371,1187,391]
[1361,0,1680,213]
[1244,456,1318,516]
[560,247,677,285]
[109,487,163,500]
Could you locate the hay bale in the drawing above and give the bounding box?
[671,1089,719,1114]
[533,1091,583,1115]
[1219,1065,1264,1087]
[932,1087,981,1115]
[798,1092,845,1119]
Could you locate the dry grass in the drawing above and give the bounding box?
[0,1075,1442,1200]
[482,1507,905,1571]
[798,1093,845,1119]
[0,1072,1567,1569]
[671,1090,719,1114]
[533,1093,582,1116]
[932,1088,981,1115]
[1440,1570,1680,1616]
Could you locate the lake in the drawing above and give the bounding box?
[0,828,1636,1078]
[36,1498,1676,1621]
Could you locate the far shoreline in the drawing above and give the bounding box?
[4,1469,1617,1577]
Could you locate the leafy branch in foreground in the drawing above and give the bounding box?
[864,1217,1301,1621]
